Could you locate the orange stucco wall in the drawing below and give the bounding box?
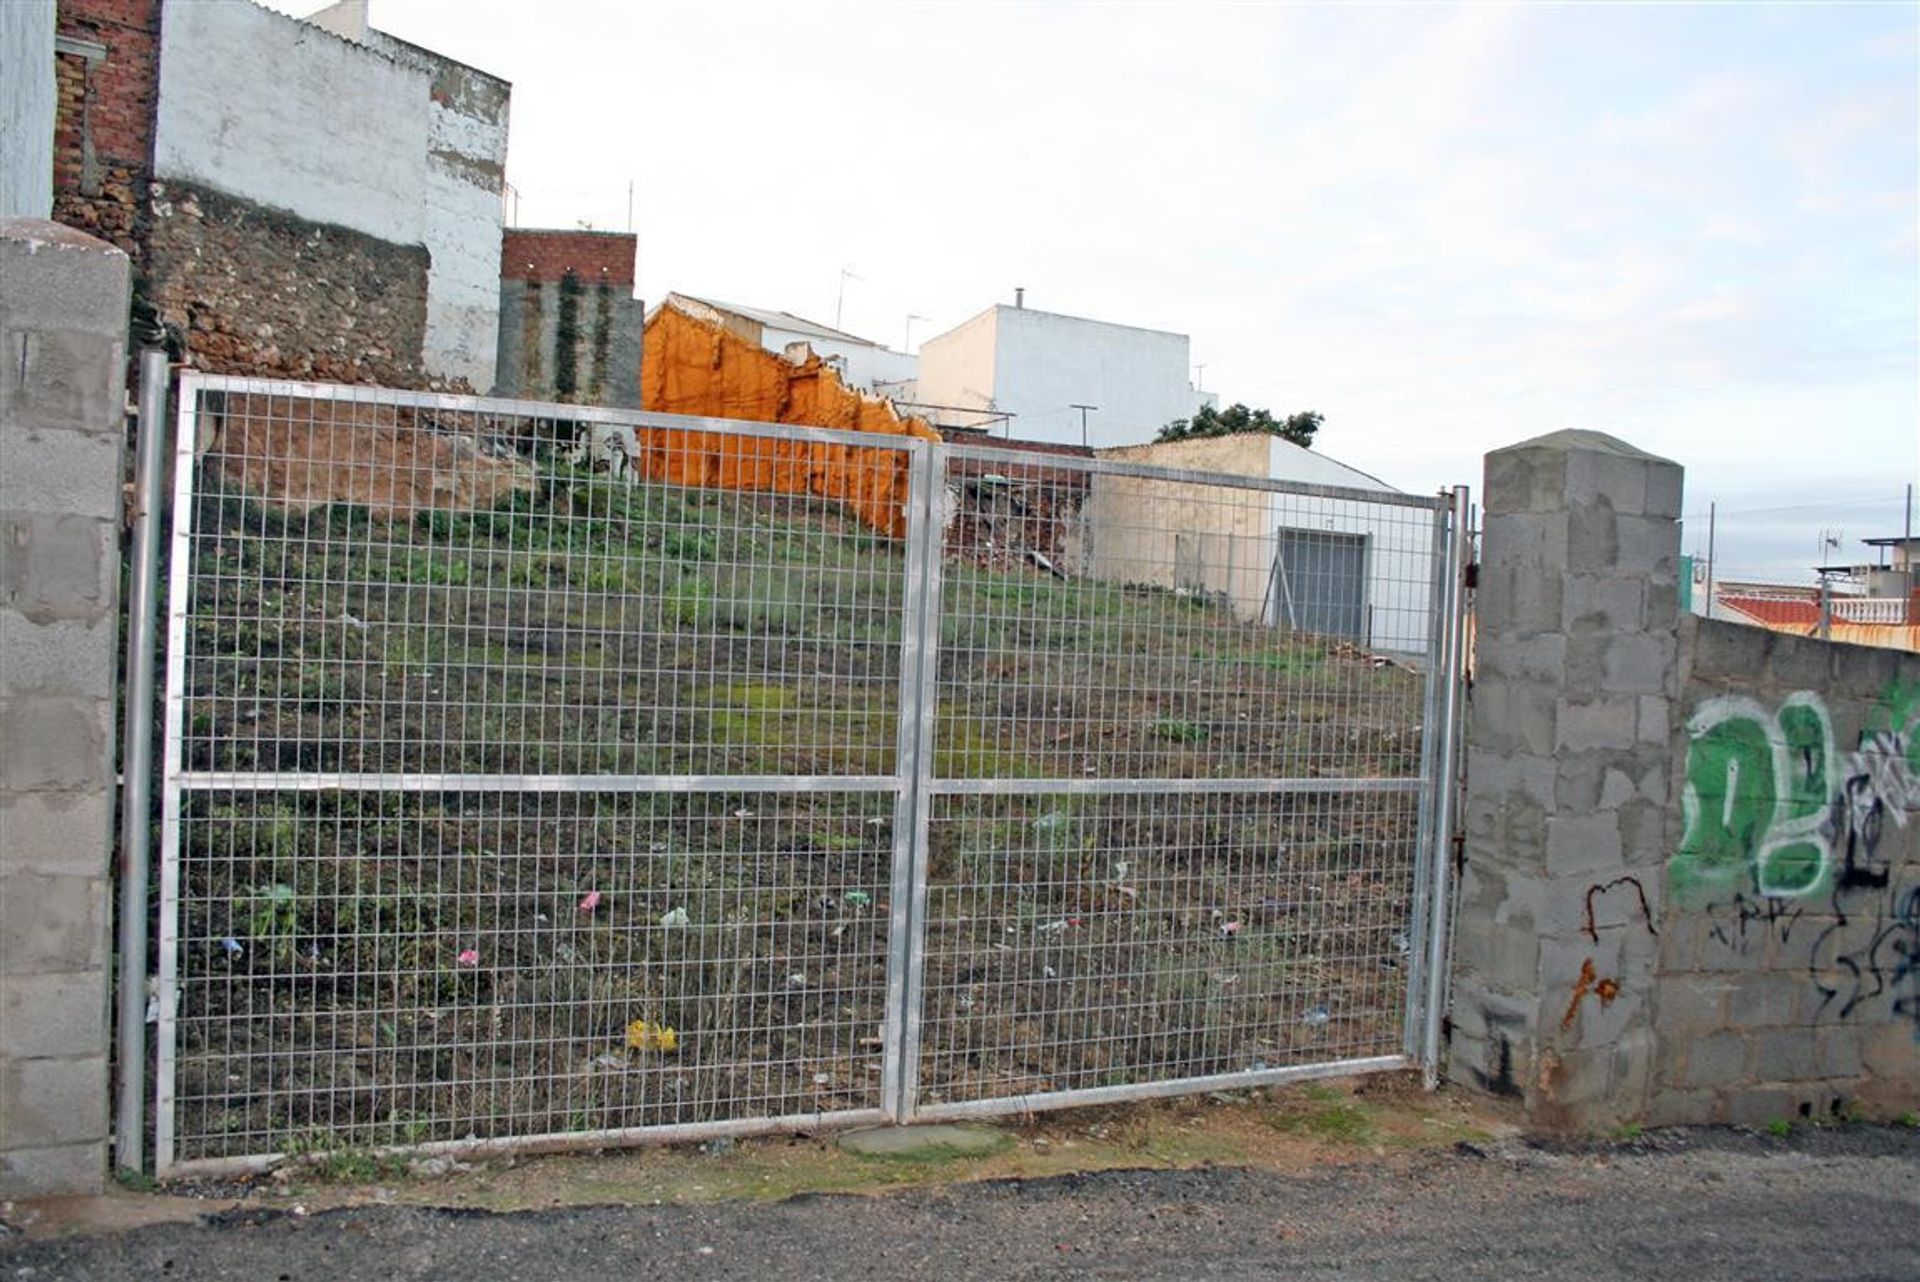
[639,305,936,537]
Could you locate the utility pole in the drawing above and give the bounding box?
[1070,403,1098,449]
[1704,502,1716,620]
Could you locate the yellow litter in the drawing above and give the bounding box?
[625,1019,679,1053]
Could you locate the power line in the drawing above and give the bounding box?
[1679,497,1907,521]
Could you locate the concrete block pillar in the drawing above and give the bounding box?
[0,219,130,1194]
[1448,429,1682,1128]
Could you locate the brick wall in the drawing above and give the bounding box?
[500,229,636,287]
[52,0,159,265]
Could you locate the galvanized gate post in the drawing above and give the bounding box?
[1420,486,1472,1086]
[883,440,938,1122]
[114,347,171,1176]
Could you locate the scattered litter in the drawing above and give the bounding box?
[456,949,480,967]
[1035,919,1070,934]
[1300,1004,1332,1027]
[843,890,873,908]
[1213,972,1239,986]
[220,937,244,958]
[579,890,602,913]
[812,1072,830,1085]
[697,1247,715,1257]
[1111,861,1130,881]
[1392,931,1411,955]
[660,906,690,928]
[866,816,887,827]
[533,912,549,924]
[339,612,369,632]
[626,1020,679,1053]
[788,972,808,988]
[1043,966,1057,979]
[700,1138,734,1157]
[732,807,754,819]
[1220,921,1242,938]
[649,842,668,853]
[590,1052,625,1070]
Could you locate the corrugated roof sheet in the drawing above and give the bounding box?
[677,295,883,348]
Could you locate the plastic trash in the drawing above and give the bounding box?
[1301,1004,1332,1027]
[660,906,690,928]
[625,1019,679,1053]
[579,890,602,913]
[220,937,244,958]
[1220,921,1243,937]
[788,972,808,988]
[843,890,873,908]
[456,948,480,967]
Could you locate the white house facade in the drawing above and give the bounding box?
[915,301,1215,448]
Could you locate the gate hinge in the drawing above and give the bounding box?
[1461,561,1479,590]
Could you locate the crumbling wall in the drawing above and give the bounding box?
[51,0,504,390]
[640,303,938,538]
[147,181,431,387]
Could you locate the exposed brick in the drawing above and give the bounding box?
[501,230,637,286]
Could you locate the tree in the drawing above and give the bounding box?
[1157,403,1323,448]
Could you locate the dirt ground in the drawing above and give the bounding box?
[4,1079,1917,1280]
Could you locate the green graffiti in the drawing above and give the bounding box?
[1778,702,1830,821]
[1671,694,1836,902]
[1872,676,1920,777]
[1674,712,1775,894]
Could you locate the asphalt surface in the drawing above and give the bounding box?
[5,1126,1917,1281]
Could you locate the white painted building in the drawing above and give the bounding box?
[0,0,55,220]
[915,300,1215,448]
[1088,433,1438,655]
[659,293,918,395]
[155,0,510,389]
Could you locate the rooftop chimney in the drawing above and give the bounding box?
[1014,287,1024,309]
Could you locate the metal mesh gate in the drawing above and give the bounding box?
[148,375,1466,1174]
[901,446,1462,1117]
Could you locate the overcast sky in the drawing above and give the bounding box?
[295,0,1917,583]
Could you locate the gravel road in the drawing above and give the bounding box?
[5,1126,1916,1281]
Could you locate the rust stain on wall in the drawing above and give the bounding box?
[640,304,937,538]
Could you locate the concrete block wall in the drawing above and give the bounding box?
[0,219,130,1195]
[1655,619,1919,1124]
[1452,427,1918,1129]
[1450,429,1682,1127]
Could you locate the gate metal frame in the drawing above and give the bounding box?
[894,443,1468,1122]
[138,373,1470,1175]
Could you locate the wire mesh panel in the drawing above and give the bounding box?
[906,446,1455,1117]
[157,377,925,1171]
[152,376,1465,1169]
[913,789,1421,1106]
